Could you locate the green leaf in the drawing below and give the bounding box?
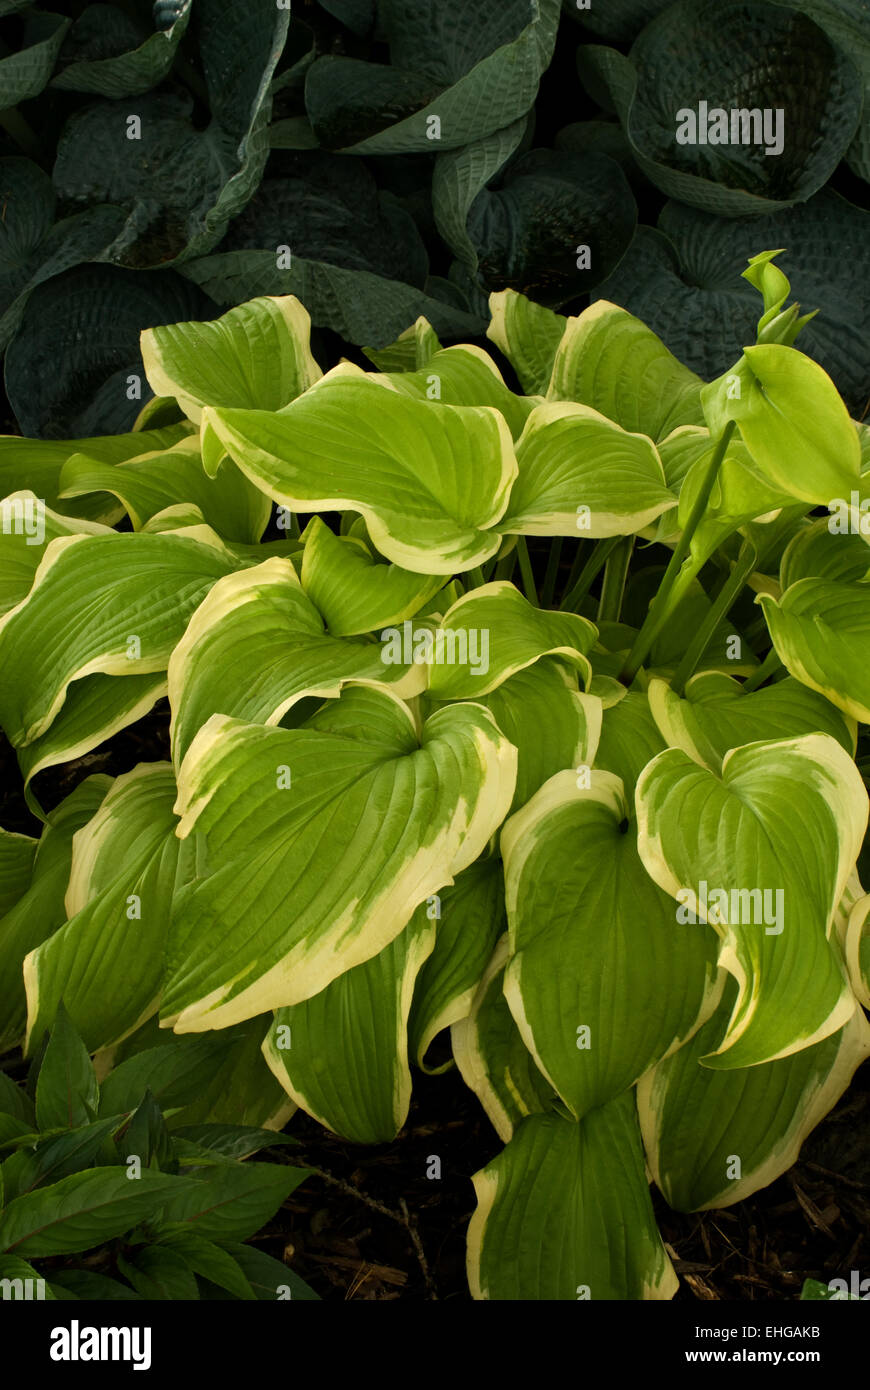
[162,687,516,1028]
[48,1269,141,1299]
[161,1021,295,1132]
[0,1253,54,1299]
[432,118,528,272]
[0,1072,34,1127]
[502,769,717,1118]
[467,1096,677,1300]
[155,1162,308,1243]
[376,344,536,441]
[648,672,855,773]
[0,11,69,106]
[0,495,112,620]
[50,1,191,98]
[168,556,426,765]
[409,854,507,1072]
[486,288,566,396]
[34,1004,99,1132]
[117,1243,200,1300]
[263,909,435,1143]
[500,401,676,537]
[427,581,596,699]
[154,1229,254,1299]
[547,300,704,441]
[759,579,870,722]
[217,1241,319,1300]
[300,517,444,638]
[2,1118,121,1202]
[639,978,870,1209]
[204,371,517,574]
[0,1167,197,1257]
[636,734,866,1067]
[98,1035,239,1119]
[452,934,555,1141]
[171,1126,294,1161]
[701,345,861,506]
[0,824,36,917]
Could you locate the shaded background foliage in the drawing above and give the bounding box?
[0,0,868,432]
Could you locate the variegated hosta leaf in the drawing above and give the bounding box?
[203,371,518,574]
[594,687,666,793]
[363,316,442,374]
[648,673,855,774]
[409,855,506,1073]
[58,437,271,544]
[467,1094,678,1301]
[300,516,444,637]
[547,300,704,441]
[25,764,182,1054]
[702,345,861,507]
[168,557,427,765]
[377,344,536,440]
[142,295,323,479]
[638,978,870,1210]
[499,402,676,537]
[262,909,436,1144]
[501,769,717,1119]
[636,734,867,1068]
[426,581,596,700]
[161,687,517,1031]
[451,935,555,1143]
[17,673,168,819]
[845,894,870,1008]
[486,289,566,397]
[0,424,192,523]
[477,658,601,813]
[0,525,243,747]
[0,777,110,1051]
[759,579,870,722]
[0,493,111,618]
[779,516,870,590]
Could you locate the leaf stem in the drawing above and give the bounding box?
[620,421,736,683]
[742,645,783,693]
[541,537,563,608]
[516,537,539,606]
[560,536,620,612]
[597,537,634,625]
[671,540,757,696]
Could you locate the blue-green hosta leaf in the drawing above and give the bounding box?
[141,295,322,431]
[305,0,559,154]
[571,0,672,40]
[162,687,517,1029]
[636,734,867,1067]
[0,524,243,747]
[24,764,181,1055]
[759,579,870,722]
[649,672,855,773]
[486,288,566,396]
[0,778,109,1052]
[426,581,595,699]
[638,978,870,1210]
[300,517,444,638]
[203,370,517,573]
[547,300,704,441]
[594,194,870,418]
[262,909,435,1143]
[432,118,529,272]
[58,437,271,544]
[0,424,191,524]
[477,657,601,812]
[408,855,506,1073]
[583,0,862,216]
[17,673,167,820]
[451,934,555,1142]
[34,1003,99,1132]
[0,1168,198,1258]
[376,345,535,440]
[501,769,717,1119]
[50,0,191,98]
[168,557,426,766]
[0,11,69,105]
[500,401,676,537]
[702,345,861,507]
[467,1096,678,1300]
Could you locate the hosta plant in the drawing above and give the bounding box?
[0,252,869,1300]
[0,1006,315,1300]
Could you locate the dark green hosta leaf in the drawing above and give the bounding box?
[595,194,870,417]
[468,1096,677,1300]
[34,1004,99,1133]
[772,0,870,180]
[305,0,559,154]
[50,1,191,99]
[583,0,862,215]
[463,150,636,306]
[0,1167,198,1257]
[5,264,216,437]
[155,1162,309,1243]
[565,0,672,41]
[0,11,69,106]
[432,118,529,273]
